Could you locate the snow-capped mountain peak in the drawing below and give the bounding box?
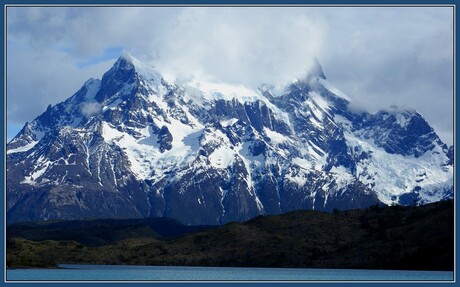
[6,54,453,225]
[95,53,163,104]
[118,52,163,83]
[307,58,327,81]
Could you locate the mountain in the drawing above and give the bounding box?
[6,53,453,225]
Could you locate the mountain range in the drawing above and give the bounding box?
[7,53,453,225]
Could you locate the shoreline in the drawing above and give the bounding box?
[7,266,65,270]
[7,263,454,273]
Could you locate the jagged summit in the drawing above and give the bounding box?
[95,53,163,103]
[114,52,162,82]
[291,58,327,86]
[6,54,453,225]
[119,51,135,63]
[113,52,142,69]
[112,55,133,70]
[308,58,327,80]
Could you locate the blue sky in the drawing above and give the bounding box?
[7,123,23,141]
[6,6,454,145]
[75,46,124,68]
[7,41,122,140]
[7,45,124,140]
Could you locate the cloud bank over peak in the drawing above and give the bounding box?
[7,6,453,145]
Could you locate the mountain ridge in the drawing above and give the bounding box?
[7,53,453,224]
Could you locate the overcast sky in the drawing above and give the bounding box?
[6,6,454,145]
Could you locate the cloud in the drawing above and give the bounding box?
[80,102,102,118]
[6,38,112,126]
[7,7,325,86]
[314,7,453,144]
[151,8,326,89]
[6,6,453,145]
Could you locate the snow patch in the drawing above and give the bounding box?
[188,81,260,103]
[84,79,101,101]
[102,99,123,112]
[309,91,332,115]
[318,78,351,101]
[221,118,239,127]
[263,127,288,144]
[285,169,308,186]
[209,146,236,168]
[330,166,354,190]
[7,141,38,154]
[344,129,452,205]
[21,157,51,185]
[395,113,412,129]
[292,157,313,170]
[101,113,202,181]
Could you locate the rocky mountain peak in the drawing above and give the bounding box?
[95,53,163,104]
[6,54,453,225]
[308,58,327,80]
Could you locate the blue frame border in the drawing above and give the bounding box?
[1,1,457,286]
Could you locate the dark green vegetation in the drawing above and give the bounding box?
[7,217,217,247]
[7,200,453,271]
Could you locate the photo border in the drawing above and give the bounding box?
[1,1,457,286]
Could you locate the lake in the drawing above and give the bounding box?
[7,264,454,281]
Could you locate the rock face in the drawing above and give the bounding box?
[7,53,453,225]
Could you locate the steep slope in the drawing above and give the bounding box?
[7,53,453,224]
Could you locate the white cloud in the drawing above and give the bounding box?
[80,102,102,118]
[151,8,325,89]
[6,6,454,145]
[7,38,112,125]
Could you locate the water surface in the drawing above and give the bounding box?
[7,264,454,281]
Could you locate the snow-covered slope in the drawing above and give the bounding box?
[6,53,453,225]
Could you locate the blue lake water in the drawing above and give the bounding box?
[7,264,454,281]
